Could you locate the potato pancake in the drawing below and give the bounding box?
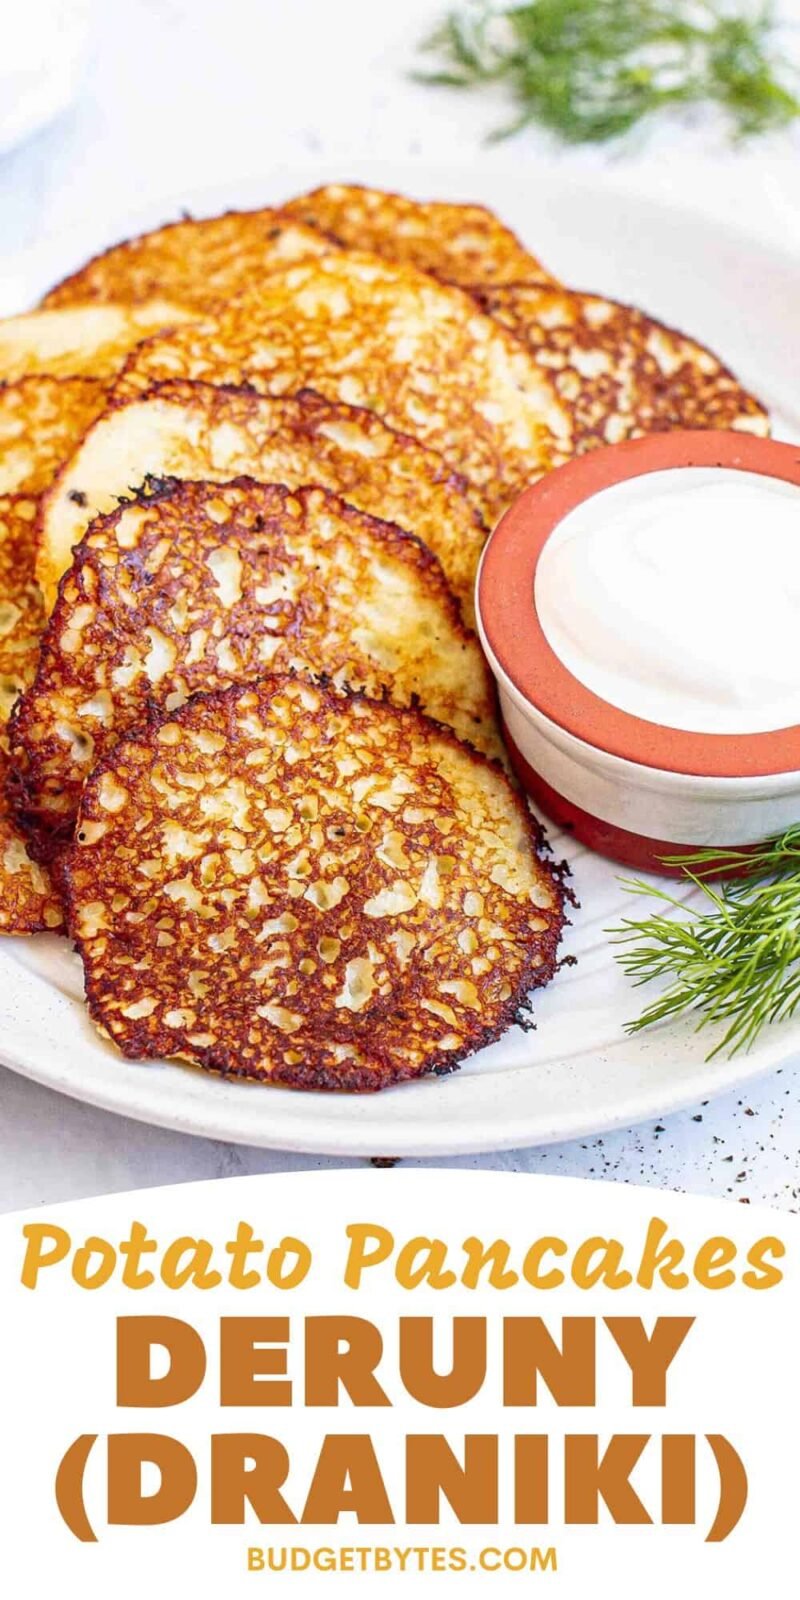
[0,754,63,933]
[0,497,62,932]
[0,496,46,718]
[476,282,769,450]
[37,381,486,615]
[0,302,195,382]
[0,376,109,496]
[40,209,333,313]
[11,478,500,858]
[281,184,555,287]
[118,253,573,524]
[60,676,564,1090]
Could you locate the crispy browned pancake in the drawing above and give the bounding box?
[11,478,500,857]
[476,282,769,449]
[37,381,486,615]
[281,184,555,287]
[0,747,62,933]
[0,375,109,496]
[0,496,45,719]
[0,302,195,382]
[60,676,564,1090]
[0,497,62,932]
[118,253,572,524]
[40,209,333,313]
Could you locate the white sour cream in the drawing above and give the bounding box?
[534,466,800,735]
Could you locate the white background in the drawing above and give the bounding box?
[2,0,800,1207]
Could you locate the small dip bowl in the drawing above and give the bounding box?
[476,431,800,876]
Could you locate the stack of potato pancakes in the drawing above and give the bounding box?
[0,185,768,1091]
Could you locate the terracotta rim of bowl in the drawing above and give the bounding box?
[503,726,758,878]
[477,430,800,778]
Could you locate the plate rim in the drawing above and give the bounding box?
[0,1001,795,1157]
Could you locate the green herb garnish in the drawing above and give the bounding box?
[417,0,800,144]
[610,826,800,1057]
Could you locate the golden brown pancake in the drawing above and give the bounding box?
[60,676,564,1090]
[281,183,555,287]
[0,496,45,719]
[118,252,572,525]
[11,478,500,858]
[40,209,333,313]
[0,302,195,382]
[37,380,486,616]
[0,497,62,932]
[0,749,63,933]
[476,282,769,450]
[0,376,110,496]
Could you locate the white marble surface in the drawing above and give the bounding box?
[2,0,800,1209]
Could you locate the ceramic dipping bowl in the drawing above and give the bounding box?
[476,430,800,876]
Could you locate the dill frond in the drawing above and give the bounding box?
[416,0,800,144]
[610,825,800,1057]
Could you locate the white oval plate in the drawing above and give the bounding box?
[3,160,800,1156]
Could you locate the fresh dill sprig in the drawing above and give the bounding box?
[416,0,800,144]
[609,825,800,1058]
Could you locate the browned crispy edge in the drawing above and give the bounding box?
[34,379,488,607]
[93,377,487,531]
[472,280,770,430]
[9,472,494,862]
[279,182,555,286]
[38,206,340,309]
[57,675,570,1092]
